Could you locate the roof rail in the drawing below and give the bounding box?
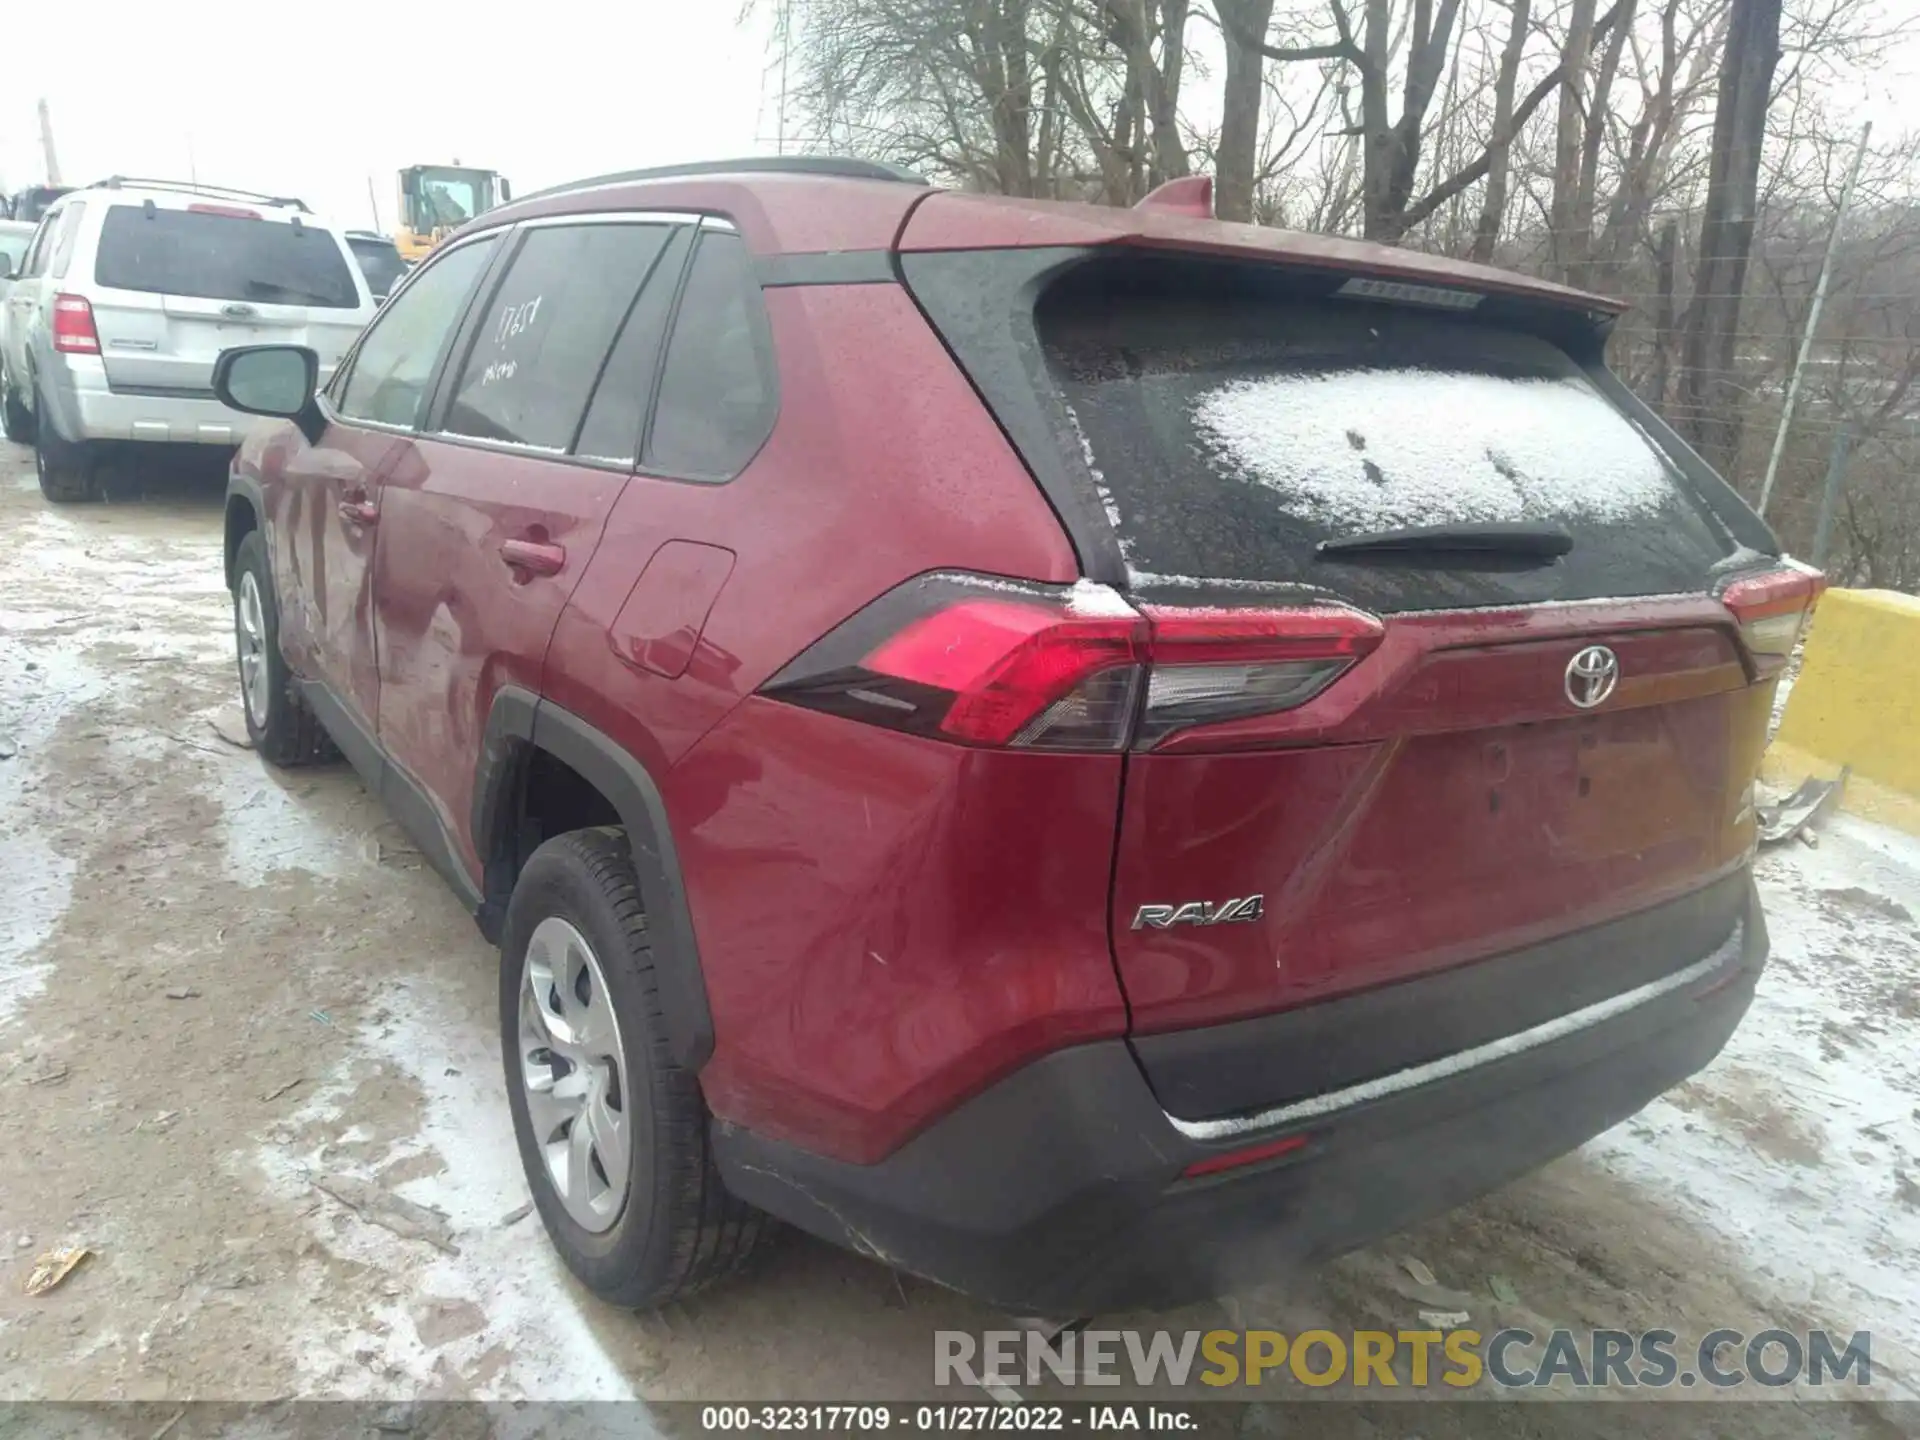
[515,155,929,206]
[85,176,311,213]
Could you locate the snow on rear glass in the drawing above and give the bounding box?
[1038,286,1731,609]
[1189,368,1671,533]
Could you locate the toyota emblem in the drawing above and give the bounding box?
[1564,645,1620,708]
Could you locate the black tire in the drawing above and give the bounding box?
[231,529,336,766]
[501,827,772,1308]
[33,391,94,503]
[2,371,34,444]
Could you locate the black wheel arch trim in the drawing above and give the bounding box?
[224,470,268,590]
[474,688,716,1073]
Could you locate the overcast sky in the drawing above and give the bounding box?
[4,0,1915,233]
[1,0,782,228]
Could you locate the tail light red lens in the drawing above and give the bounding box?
[51,294,101,355]
[1137,605,1383,744]
[1721,563,1825,673]
[862,598,1143,746]
[762,573,1382,751]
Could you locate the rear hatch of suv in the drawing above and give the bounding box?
[898,210,1816,1121]
[88,201,368,397]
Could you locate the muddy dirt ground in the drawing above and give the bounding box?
[1,441,1918,1437]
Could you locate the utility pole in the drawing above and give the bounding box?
[776,3,790,156]
[38,98,62,186]
[1758,119,1871,518]
[1811,421,1853,569]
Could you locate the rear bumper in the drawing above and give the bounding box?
[40,353,334,446]
[42,355,241,445]
[713,876,1766,1315]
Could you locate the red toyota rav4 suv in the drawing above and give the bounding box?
[215,157,1818,1316]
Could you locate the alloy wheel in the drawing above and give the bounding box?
[518,916,631,1231]
[235,570,271,729]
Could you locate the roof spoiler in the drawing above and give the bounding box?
[1135,175,1213,220]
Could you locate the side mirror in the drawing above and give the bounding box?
[499,179,512,203]
[0,258,16,281]
[214,344,324,442]
[214,344,319,419]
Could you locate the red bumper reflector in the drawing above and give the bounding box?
[1181,1132,1310,1178]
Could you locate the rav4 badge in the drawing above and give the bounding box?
[1131,895,1266,930]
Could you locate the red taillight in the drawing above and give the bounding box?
[51,294,100,355]
[763,574,1381,751]
[1721,563,1824,673]
[1138,605,1383,744]
[864,597,1143,746]
[188,203,261,220]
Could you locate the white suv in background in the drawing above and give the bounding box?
[1,177,377,501]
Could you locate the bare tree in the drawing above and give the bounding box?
[1675,0,1785,476]
[1216,0,1279,220]
[1470,0,1533,262]
[771,0,1920,583]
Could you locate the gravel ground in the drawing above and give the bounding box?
[0,442,1915,1436]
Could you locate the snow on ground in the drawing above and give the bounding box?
[1591,815,1920,1394]
[249,974,638,1402]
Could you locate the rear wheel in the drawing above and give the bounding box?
[501,827,772,1308]
[1,367,34,444]
[232,530,335,766]
[33,391,94,503]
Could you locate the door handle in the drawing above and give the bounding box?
[501,538,567,576]
[337,497,379,525]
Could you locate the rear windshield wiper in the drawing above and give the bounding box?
[1316,521,1575,561]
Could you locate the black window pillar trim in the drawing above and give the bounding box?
[756,250,895,287]
[896,246,1128,587]
[474,687,716,1072]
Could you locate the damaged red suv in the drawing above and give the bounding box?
[216,157,1818,1314]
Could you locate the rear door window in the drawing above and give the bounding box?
[646,230,777,480]
[48,202,86,279]
[441,221,675,451]
[20,215,56,278]
[348,236,407,299]
[573,226,694,463]
[1040,262,1731,612]
[94,205,359,308]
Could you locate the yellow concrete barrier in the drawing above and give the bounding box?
[1766,588,1920,836]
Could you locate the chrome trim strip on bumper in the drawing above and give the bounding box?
[1167,922,1746,1142]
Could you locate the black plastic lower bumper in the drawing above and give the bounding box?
[712,877,1767,1316]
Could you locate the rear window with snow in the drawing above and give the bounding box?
[1040,265,1731,612]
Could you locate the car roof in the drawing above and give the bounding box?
[79,178,320,222]
[466,156,1620,316]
